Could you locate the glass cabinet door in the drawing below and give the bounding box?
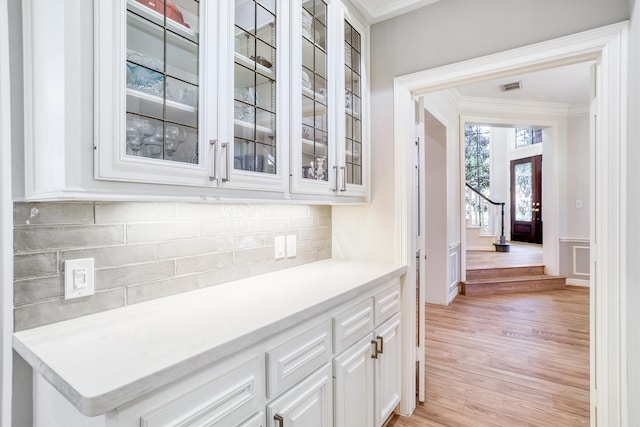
[301,0,329,182]
[344,20,362,186]
[233,0,277,175]
[125,0,200,164]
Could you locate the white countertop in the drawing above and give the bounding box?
[13,259,406,416]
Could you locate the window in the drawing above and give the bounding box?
[515,127,542,148]
[464,125,491,196]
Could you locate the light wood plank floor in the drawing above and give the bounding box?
[466,242,543,270]
[388,287,590,427]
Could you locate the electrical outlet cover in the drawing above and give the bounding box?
[64,258,95,299]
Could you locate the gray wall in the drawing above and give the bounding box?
[13,202,331,331]
[627,0,640,424]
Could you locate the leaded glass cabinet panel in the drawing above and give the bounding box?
[234,0,277,175]
[301,0,329,182]
[125,0,200,164]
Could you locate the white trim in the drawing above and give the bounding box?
[0,0,12,423]
[573,246,590,277]
[567,278,591,287]
[393,22,628,425]
[560,237,591,243]
[465,245,495,251]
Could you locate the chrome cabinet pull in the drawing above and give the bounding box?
[371,339,379,358]
[333,165,339,192]
[377,335,384,354]
[274,413,284,427]
[221,142,230,182]
[340,166,346,192]
[208,140,217,182]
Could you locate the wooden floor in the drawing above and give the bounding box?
[388,287,590,427]
[466,242,543,270]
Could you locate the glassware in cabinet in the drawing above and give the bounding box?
[233,0,277,175]
[125,0,200,165]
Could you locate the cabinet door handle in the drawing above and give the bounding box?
[208,139,217,182]
[221,142,230,182]
[377,335,384,354]
[340,166,346,192]
[333,166,339,192]
[371,339,379,358]
[274,413,284,427]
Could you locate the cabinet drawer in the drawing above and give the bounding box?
[139,357,263,427]
[333,298,374,354]
[266,320,332,398]
[374,282,401,326]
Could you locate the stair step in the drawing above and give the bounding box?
[466,265,545,281]
[461,275,566,296]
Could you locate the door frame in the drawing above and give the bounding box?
[393,22,628,425]
[510,154,543,244]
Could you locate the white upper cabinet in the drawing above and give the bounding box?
[290,1,369,200]
[95,0,288,193]
[21,0,366,202]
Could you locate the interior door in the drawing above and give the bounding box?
[510,155,542,243]
[414,99,426,404]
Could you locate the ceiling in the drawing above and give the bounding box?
[349,0,441,23]
[351,0,591,106]
[456,61,593,106]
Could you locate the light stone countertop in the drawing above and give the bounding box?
[13,259,406,417]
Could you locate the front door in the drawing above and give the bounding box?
[510,155,542,243]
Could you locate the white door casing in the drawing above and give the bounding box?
[394,22,628,425]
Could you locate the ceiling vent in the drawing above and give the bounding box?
[499,81,523,92]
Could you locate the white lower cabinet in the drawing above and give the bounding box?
[373,313,402,427]
[333,334,375,427]
[266,364,333,427]
[333,284,401,427]
[29,280,402,427]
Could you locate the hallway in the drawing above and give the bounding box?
[389,286,589,426]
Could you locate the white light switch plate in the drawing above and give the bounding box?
[275,236,286,259]
[286,235,297,258]
[64,258,95,299]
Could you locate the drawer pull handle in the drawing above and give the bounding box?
[377,335,384,354]
[274,413,284,427]
[371,340,379,358]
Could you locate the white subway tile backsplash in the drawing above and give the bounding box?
[60,244,157,269]
[14,225,126,252]
[14,252,58,279]
[95,202,177,223]
[14,289,126,331]
[94,261,176,291]
[14,276,64,307]
[175,252,234,275]
[14,202,94,226]
[126,275,198,305]
[13,202,332,331]
[127,222,200,244]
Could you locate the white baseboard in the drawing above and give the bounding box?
[567,278,590,287]
[447,285,458,305]
[466,245,494,251]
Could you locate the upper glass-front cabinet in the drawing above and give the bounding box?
[94,0,365,199]
[96,0,287,192]
[290,1,368,198]
[125,0,200,164]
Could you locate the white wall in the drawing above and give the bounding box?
[626,0,640,423]
[423,110,447,303]
[0,0,12,423]
[564,112,591,239]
